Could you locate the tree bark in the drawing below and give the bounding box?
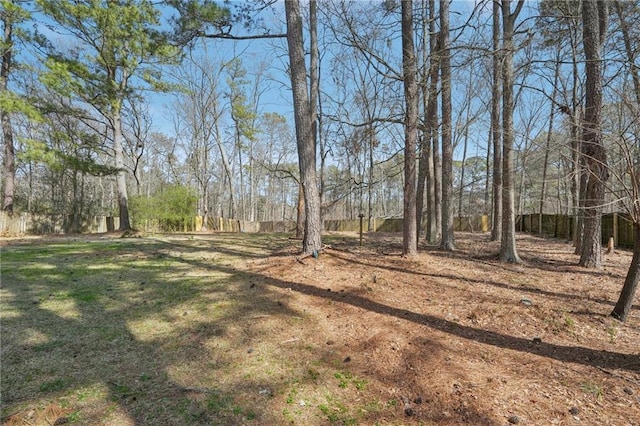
[490,0,502,241]
[416,132,429,241]
[1,9,15,214]
[614,1,640,106]
[285,0,322,254]
[498,0,523,263]
[579,0,608,268]
[296,182,304,238]
[310,0,319,162]
[439,0,455,251]
[610,1,640,322]
[113,111,131,230]
[427,0,440,243]
[401,0,418,256]
[611,224,640,321]
[416,0,430,241]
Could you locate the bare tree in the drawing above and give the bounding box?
[609,0,639,321]
[428,0,441,243]
[490,0,502,241]
[401,0,418,256]
[1,8,15,213]
[578,0,608,268]
[498,0,524,263]
[609,134,640,321]
[416,0,437,243]
[439,0,455,251]
[173,50,229,230]
[538,54,561,233]
[1,0,30,213]
[285,0,322,254]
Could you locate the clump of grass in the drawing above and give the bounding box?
[334,372,367,391]
[581,382,604,399]
[318,397,357,425]
[39,378,67,393]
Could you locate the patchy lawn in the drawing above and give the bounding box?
[1,232,638,425]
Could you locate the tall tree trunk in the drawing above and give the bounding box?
[498,0,524,263]
[611,223,640,321]
[458,70,473,219]
[401,0,418,256]
[484,124,491,217]
[310,0,319,166]
[214,119,236,219]
[286,0,322,254]
[249,141,254,222]
[236,128,245,220]
[296,182,304,238]
[569,20,581,246]
[417,132,429,241]
[427,0,440,243]
[439,0,455,251]
[614,1,640,106]
[113,111,131,230]
[575,148,588,253]
[579,0,608,268]
[490,0,502,241]
[368,128,374,231]
[416,0,430,241]
[609,2,640,322]
[539,56,560,235]
[202,185,209,231]
[571,112,581,244]
[1,109,14,214]
[1,11,15,214]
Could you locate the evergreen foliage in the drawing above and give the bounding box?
[130,185,197,231]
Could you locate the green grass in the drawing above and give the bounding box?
[0,233,398,425]
[39,378,67,393]
[1,234,343,425]
[318,396,357,425]
[334,371,367,391]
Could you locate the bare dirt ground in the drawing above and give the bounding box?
[249,232,640,425]
[1,231,638,425]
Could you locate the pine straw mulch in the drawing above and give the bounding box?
[248,232,640,425]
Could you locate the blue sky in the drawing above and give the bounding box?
[18,0,549,163]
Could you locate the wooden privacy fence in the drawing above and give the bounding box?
[324,216,490,233]
[0,212,296,235]
[2,211,634,247]
[0,212,120,235]
[195,217,297,233]
[517,213,636,248]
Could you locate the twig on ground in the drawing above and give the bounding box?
[597,367,640,385]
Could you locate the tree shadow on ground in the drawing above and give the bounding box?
[169,246,639,373]
[0,237,303,425]
[3,234,637,426]
[254,270,639,373]
[326,249,638,312]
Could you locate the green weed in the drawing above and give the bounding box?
[39,378,67,393]
[334,371,366,390]
[581,382,604,399]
